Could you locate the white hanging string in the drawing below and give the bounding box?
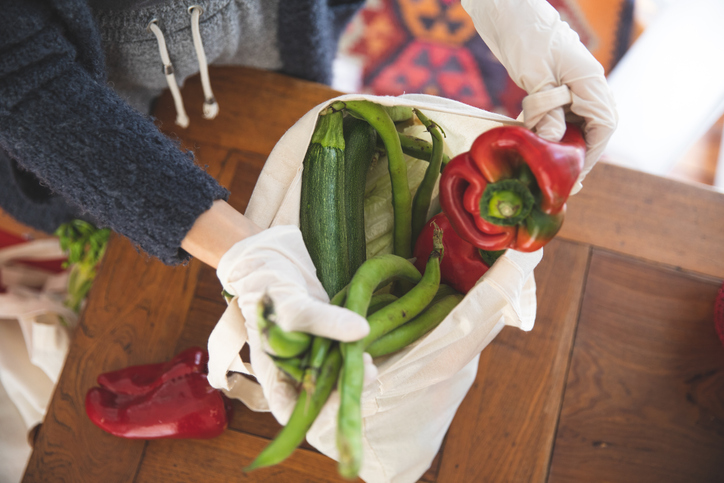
[189,6,219,119]
[147,19,190,128]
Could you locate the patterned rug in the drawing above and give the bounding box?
[338,0,635,118]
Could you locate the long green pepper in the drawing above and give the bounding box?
[302,336,333,394]
[398,132,450,170]
[245,346,343,472]
[366,293,462,358]
[410,109,445,250]
[337,252,438,478]
[366,293,399,316]
[332,100,412,259]
[363,243,443,347]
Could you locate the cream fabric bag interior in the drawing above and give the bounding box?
[208,94,543,483]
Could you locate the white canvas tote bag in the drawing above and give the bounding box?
[208,94,543,483]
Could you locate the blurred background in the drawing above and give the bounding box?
[332,0,724,190]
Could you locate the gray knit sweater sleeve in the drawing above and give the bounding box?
[0,0,228,265]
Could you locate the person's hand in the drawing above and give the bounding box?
[216,225,377,423]
[462,0,618,191]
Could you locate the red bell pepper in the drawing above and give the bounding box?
[85,347,232,439]
[96,346,208,395]
[414,213,503,294]
[439,124,586,252]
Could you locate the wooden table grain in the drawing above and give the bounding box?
[23,67,724,483]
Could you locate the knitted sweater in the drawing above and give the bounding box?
[0,0,362,264]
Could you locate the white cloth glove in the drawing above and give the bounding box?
[462,0,618,192]
[216,225,377,423]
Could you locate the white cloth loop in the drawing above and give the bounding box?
[461,0,618,194]
[189,6,219,119]
[147,20,190,128]
[207,298,253,389]
[521,85,573,131]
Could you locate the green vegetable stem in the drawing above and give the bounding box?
[366,293,462,358]
[55,219,110,313]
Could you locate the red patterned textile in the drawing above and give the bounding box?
[339,0,634,117]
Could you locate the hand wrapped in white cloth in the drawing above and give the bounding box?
[215,225,377,423]
[462,0,618,191]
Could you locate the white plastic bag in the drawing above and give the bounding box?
[208,94,542,483]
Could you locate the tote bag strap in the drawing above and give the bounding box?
[207,298,269,412]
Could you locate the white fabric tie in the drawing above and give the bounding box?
[521,85,573,132]
[189,6,219,119]
[147,19,190,128]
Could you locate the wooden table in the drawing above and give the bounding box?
[23,67,724,482]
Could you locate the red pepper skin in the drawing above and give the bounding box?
[414,213,491,294]
[439,152,516,250]
[85,372,230,439]
[469,124,586,214]
[97,346,208,396]
[515,206,565,252]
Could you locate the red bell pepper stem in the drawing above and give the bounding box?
[439,152,516,251]
[96,346,208,396]
[85,372,230,439]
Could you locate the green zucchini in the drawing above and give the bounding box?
[343,116,377,276]
[300,111,349,297]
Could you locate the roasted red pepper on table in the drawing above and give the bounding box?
[439,124,586,252]
[85,347,233,439]
[96,346,208,395]
[414,213,503,294]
